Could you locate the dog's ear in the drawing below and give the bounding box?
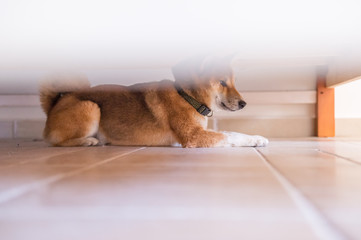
[198,56,217,75]
[200,54,237,75]
[172,55,204,82]
[172,55,216,82]
[222,53,238,62]
[172,54,236,82]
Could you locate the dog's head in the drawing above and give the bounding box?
[172,55,246,111]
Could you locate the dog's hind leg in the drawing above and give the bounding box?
[56,137,99,147]
[44,96,101,147]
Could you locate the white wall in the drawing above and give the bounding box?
[335,79,361,119]
[335,79,361,137]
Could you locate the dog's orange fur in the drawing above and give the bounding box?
[40,57,268,147]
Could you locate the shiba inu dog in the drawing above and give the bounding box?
[39,56,268,147]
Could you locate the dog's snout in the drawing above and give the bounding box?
[238,100,247,109]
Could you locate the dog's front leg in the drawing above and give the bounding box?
[174,127,227,148]
[221,131,269,147]
[173,126,268,148]
[170,116,268,147]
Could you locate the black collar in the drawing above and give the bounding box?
[174,83,213,117]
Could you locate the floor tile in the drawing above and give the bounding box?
[259,144,361,239]
[0,146,319,240]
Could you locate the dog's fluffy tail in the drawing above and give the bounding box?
[39,73,91,116]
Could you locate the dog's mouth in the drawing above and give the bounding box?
[221,102,237,111]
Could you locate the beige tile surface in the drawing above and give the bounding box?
[317,140,361,164]
[0,220,315,240]
[1,139,361,240]
[259,141,361,240]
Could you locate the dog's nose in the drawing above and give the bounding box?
[238,100,247,109]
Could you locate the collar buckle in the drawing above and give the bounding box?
[197,105,213,117]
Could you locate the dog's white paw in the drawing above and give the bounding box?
[83,137,99,146]
[249,135,269,147]
[222,132,269,147]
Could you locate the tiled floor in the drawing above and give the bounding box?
[0,139,361,240]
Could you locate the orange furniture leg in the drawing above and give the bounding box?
[317,73,335,137]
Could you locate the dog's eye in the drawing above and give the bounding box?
[220,80,227,87]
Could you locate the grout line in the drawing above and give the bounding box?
[316,149,361,166]
[253,148,349,240]
[0,147,146,204]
